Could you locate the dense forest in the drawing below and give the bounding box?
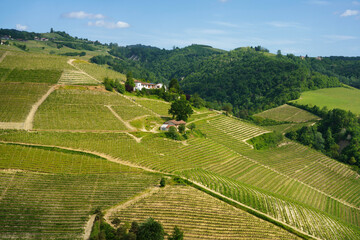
[286,104,360,169]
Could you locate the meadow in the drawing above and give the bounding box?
[293,86,360,115]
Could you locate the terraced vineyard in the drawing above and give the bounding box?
[72,60,126,82]
[0,143,160,239]
[0,82,52,122]
[58,70,98,85]
[33,88,146,131]
[109,185,300,239]
[255,104,319,123]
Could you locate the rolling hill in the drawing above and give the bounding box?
[0,31,360,239]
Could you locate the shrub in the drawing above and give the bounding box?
[160,177,166,187]
[166,126,181,140]
[137,218,164,240]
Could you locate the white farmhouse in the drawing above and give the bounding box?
[160,120,186,131]
[134,80,165,91]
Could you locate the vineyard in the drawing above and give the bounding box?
[0,48,360,239]
[109,185,300,239]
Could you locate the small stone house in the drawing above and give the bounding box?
[160,120,186,131]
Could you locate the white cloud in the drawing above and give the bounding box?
[211,21,238,28]
[308,0,330,5]
[16,24,28,31]
[267,21,307,29]
[324,35,357,41]
[62,11,105,19]
[340,9,359,17]
[88,20,130,29]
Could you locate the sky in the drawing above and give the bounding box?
[1,0,359,56]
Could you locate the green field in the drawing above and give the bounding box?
[255,104,319,123]
[110,185,300,240]
[72,60,126,82]
[0,82,51,122]
[293,86,360,114]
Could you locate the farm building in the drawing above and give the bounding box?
[134,80,164,91]
[160,120,186,131]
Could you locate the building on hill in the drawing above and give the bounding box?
[160,120,186,131]
[134,80,165,91]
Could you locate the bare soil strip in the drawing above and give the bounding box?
[125,132,142,143]
[0,51,8,63]
[83,214,96,240]
[0,122,24,130]
[67,59,101,83]
[105,105,137,131]
[24,85,57,130]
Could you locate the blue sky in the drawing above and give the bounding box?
[1,0,359,56]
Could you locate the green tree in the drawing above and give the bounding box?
[188,123,196,131]
[125,72,135,92]
[103,77,114,91]
[191,93,205,108]
[178,124,186,134]
[168,99,194,121]
[50,28,54,33]
[168,226,183,240]
[160,177,166,187]
[166,126,181,140]
[137,218,164,240]
[169,78,180,93]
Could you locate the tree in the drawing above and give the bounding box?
[137,218,164,240]
[160,177,166,187]
[168,99,194,121]
[166,126,181,140]
[168,226,183,240]
[111,217,121,227]
[188,123,196,131]
[277,50,282,57]
[178,124,186,134]
[125,72,135,92]
[169,78,180,93]
[50,28,54,33]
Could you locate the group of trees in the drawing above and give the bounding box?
[286,104,360,168]
[104,77,125,93]
[90,210,183,240]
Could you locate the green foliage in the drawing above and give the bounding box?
[3,69,62,83]
[168,99,194,121]
[286,107,360,167]
[178,124,186,134]
[14,43,28,51]
[160,177,166,187]
[125,72,135,92]
[248,132,284,150]
[166,126,181,140]
[188,123,196,131]
[168,226,183,240]
[104,77,113,91]
[137,218,164,240]
[169,78,180,92]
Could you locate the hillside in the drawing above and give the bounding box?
[1,32,360,239]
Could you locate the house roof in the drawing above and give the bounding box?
[165,120,186,125]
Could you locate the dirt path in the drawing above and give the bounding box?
[125,132,143,143]
[67,59,101,83]
[83,214,96,240]
[105,105,137,131]
[0,51,8,63]
[0,122,24,130]
[23,85,57,130]
[104,186,161,227]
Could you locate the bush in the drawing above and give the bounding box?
[248,132,284,150]
[160,177,166,187]
[178,124,185,134]
[166,126,181,140]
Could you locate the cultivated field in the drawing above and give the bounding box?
[255,104,319,122]
[0,83,52,122]
[0,143,160,239]
[72,60,126,82]
[293,86,360,114]
[109,185,300,240]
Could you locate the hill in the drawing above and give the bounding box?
[1,30,360,239]
[292,86,360,115]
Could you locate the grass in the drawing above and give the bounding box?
[111,185,300,240]
[0,82,52,122]
[292,86,360,115]
[255,104,319,123]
